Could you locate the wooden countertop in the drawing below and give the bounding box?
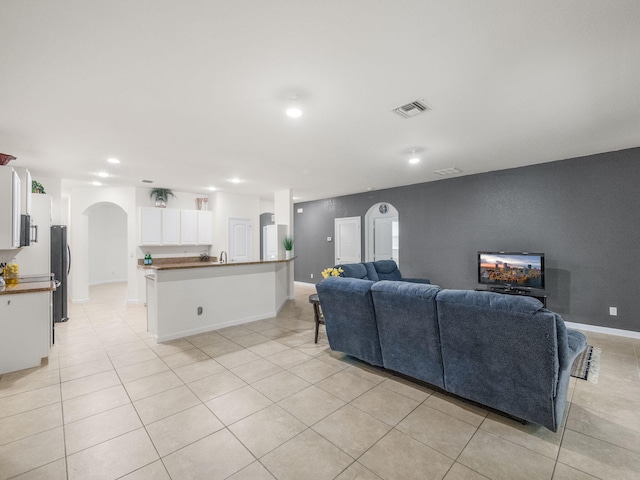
[0,281,56,295]
[139,257,295,271]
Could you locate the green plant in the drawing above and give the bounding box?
[283,236,294,251]
[149,188,175,202]
[32,180,46,194]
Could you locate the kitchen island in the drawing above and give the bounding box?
[144,258,294,342]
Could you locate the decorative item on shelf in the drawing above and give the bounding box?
[283,236,294,259]
[0,153,16,166]
[32,180,46,194]
[195,197,209,210]
[321,267,344,279]
[149,188,175,208]
[144,252,153,265]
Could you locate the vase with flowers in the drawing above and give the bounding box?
[321,267,344,279]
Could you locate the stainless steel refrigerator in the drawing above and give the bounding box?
[51,225,69,323]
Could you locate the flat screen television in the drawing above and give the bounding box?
[478,251,545,290]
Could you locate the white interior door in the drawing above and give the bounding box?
[335,216,361,265]
[373,217,394,261]
[263,225,278,260]
[229,218,252,263]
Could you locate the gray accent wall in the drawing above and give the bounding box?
[294,147,640,332]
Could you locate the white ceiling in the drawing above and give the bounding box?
[1,1,639,201]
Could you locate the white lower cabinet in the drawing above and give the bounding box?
[0,292,51,375]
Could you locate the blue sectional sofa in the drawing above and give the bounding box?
[316,277,587,432]
[336,260,431,284]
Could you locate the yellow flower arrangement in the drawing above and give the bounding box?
[321,267,344,279]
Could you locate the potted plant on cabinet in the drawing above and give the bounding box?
[283,236,294,259]
[149,188,175,208]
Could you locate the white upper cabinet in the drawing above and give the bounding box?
[14,167,32,215]
[161,209,180,245]
[140,207,162,246]
[197,211,213,245]
[0,167,21,249]
[139,207,212,246]
[180,210,198,245]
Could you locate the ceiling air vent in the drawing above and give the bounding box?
[141,179,154,183]
[433,167,461,176]
[393,100,430,118]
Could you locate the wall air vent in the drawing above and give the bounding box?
[433,167,461,176]
[141,179,154,183]
[393,100,430,118]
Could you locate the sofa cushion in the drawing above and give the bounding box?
[436,289,563,431]
[337,263,369,279]
[371,260,403,281]
[371,281,444,388]
[316,277,383,366]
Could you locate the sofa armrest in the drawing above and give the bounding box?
[565,329,588,367]
[402,277,431,284]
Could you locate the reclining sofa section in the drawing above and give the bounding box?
[316,277,587,432]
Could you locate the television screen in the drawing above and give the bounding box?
[478,252,545,289]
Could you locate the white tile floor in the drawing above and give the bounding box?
[1,282,639,479]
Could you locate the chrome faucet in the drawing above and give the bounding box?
[219,251,227,263]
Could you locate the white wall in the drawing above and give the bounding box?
[260,199,275,215]
[34,176,62,224]
[210,191,261,260]
[88,203,127,285]
[274,189,292,231]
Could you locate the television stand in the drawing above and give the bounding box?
[475,286,547,307]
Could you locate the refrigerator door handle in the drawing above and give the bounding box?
[31,224,38,243]
[67,244,71,276]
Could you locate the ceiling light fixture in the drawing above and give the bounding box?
[208,186,216,191]
[409,157,420,164]
[229,178,243,184]
[97,172,109,178]
[107,158,120,164]
[286,94,303,118]
[92,181,102,186]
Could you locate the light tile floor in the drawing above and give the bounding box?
[1,282,639,479]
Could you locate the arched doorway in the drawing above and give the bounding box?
[365,202,399,266]
[85,202,128,287]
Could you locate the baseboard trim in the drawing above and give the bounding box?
[88,279,127,286]
[155,312,277,343]
[565,321,640,339]
[295,281,317,288]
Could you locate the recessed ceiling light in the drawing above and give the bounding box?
[92,181,102,186]
[229,178,243,184]
[286,94,303,118]
[409,157,420,164]
[286,107,302,118]
[107,158,120,164]
[97,172,109,178]
[208,186,216,191]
